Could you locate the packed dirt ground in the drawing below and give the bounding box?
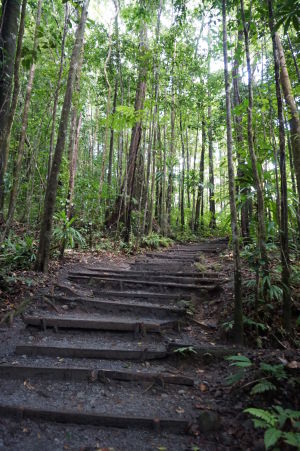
[0,239,299,450]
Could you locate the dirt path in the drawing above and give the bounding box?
[0,238,248,450]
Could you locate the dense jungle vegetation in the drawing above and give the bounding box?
[0,0,299,345]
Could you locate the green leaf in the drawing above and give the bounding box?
[244,408,276,427]
[283,432,300,447]
[264,428,282,450]
[250,380,277,395]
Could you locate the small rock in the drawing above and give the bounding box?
[178,390,185,395]
[161,393,168,399]
[77,392,84,399]
[61,305,69,310]
[197,411,221,433]
[215,390,222,397]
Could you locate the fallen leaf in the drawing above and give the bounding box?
[287,361,300,369]
[199,383,208,392]
[24,380,35,390]
[176,407,185,414]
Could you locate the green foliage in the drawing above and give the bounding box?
[245,407,300,449]
[141,233,173,249]
[0,233,36,272]
[173,346,197,356]
[53,211,85,250]
[225,355,288,396]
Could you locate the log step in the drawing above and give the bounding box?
[69,271,219,285]
[15,344,167,360]
[61,289,188,302]
[0,405,191,433]
[23,314,178,332]
[88,267,219,278]
[48,295,186,317]
[0,364,194,386]
[69,275,218,292]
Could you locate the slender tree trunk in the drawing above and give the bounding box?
[240,0,269,280]
[195,119,205,231]
[35,0,89,272]
[191,120,199,230]
[180,112,185,229]
[287,33,300,83]
[166,40,176,227]
[47,3,69,178]
[0,0,23,222]
[208,104,216,229]
[4,0,42,234]
[222,0,243,344]
[268,0,291,331]
[232,28,249,239]
[99,25,113,200]
[274,32,300,207]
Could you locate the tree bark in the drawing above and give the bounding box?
[0,0,22,222]
[4,0,42,234]
[222,0,243,344]
[35,0,89,272]
[268,0,291,331]
[195,119,205,231]
[274,32,300,208]
[240,0,269,279]
[232,28,249,239]
[47,3,69,178]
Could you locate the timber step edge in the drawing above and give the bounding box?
[0,405,192,433]
[15,344,168,360]
[23,315,178,332]
[0,364,194,386]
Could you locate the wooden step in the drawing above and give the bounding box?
[69,275,218,292]
[0,364,194,386]
[87,267,219,278]
[69,271,219,285]
[23,314,178,332]
[0,405,191,433]
[48,295,186,317]
[15,344,167,360]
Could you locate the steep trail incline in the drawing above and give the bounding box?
[0,238,240,450]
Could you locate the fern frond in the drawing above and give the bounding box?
[250,380,277,395]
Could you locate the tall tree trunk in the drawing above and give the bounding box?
[4,0,42,234]
[232,28,249,239]
[0,0,22,223]
[166,39,176,228]
[47,3,69,178]
[208,104,216,229]
[268,0,291,331]
[222,0,243,344]
[180,112,185,229]
[287,33,300,83]
[35,0,89,272]
[195,119,205,231]
[240,0,269,280]
[99,23,113,200]
[274,32,300,207]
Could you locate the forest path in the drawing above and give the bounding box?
[0,238,241,451]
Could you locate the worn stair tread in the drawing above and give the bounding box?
[23,314,178,332]
[69,275,218,291]
[69,271,220,285]
[0,364,194,385]
[48,295,185,314]
[63,289,188,302]
[0,377,196,420]
[0,405,191,433]
[87,267,219,278]
[15,344,167,360]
